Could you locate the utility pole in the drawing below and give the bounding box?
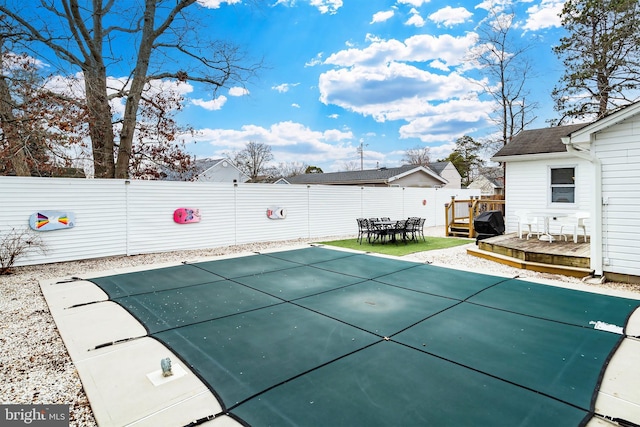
[357,139,368,171]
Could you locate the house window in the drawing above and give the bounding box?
[550,167,575,203]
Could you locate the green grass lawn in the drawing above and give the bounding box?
[316,236,473,257]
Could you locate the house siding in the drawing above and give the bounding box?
[504,157,592,235]
[196,162,249,183]
[595,115,640,276]
[393,173,443,188]
[438,163,462,189]
[468,176,500,196]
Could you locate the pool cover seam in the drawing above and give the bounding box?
[391,340,594,414]
[224,340,382,413]
[465,300,632,334]
[382,275,513,337]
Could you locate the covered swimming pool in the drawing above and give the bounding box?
[42,246,640,426]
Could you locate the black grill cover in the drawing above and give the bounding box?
[474,210,505,236]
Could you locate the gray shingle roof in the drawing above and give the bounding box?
[426,161,448,175]
[492,124,589,158]
[283,164,441,185]
[162,158,225,181]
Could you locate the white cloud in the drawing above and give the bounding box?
[398,98,494,142]
[2,52,48,70]
[317,30,497,145]
[365,33,383,43]
[192,96,228,110]
[310,0,343,14]
[228,86,249,96]
[43,72,85,99]
[305,53,324,67]
[428,60,449,72]
[476,0,507,11]
[405,8,426,27]
[371,10,394,24]
[319,63,487,122]
[197,0,242,8]
[273,0,295,6]
[325,33,478,70]
[523,0,564,31]
[397,0,431,6]
[292,103,300,108]
[428,6,473,27]
[328,114,339,119]
[190,121,355,169]
[272,83,300,93]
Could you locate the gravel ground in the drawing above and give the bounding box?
[2,226,639,426]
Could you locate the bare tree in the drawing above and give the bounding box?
[0,31,88,176]
[552,0,640,122]
[233,141,274,180]
[0,40,29,176]
[341,161,361,171]
[276,161,308,178]
[0,0,260,178]
[401,146,431,166]
[469,8,537,145]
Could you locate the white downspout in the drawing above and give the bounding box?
[561,136,603,277]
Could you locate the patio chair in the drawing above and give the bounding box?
[514,210,540,239]
[356,218,368,244]
[559,212,590,243]
[367,220,387,244]
[404,217,420,241]
[415,217,426,241]
[390,219,409,244]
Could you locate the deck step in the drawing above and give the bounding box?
[467,246,593,279]
[448,222,472,238]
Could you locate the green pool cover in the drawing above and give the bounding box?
[88,246,640,426]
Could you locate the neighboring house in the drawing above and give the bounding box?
[492,100,640,282]
[426,162,462,189]
[468,171,504,196]
[276,163,460,189]
[164,158,250,183]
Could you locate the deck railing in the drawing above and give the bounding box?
[445,196,506,238]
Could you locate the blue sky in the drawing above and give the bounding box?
[21,0,568,173]
[177,0,568,172]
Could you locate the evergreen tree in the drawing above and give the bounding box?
[440,136,483,187]
[552,0,640,123]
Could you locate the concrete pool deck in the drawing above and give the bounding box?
[40,245,640,426]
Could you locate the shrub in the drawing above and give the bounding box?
[0,227,48,275]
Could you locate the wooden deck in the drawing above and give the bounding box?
[467,233,592,278]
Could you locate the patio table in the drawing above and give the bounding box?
[372,220,408,244]
[531,212,569,242]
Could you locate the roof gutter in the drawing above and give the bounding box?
[561,136,603,276]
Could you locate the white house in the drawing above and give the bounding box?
[467,173,504,196]
[194,158,250,183]
[164,158,250,183]
[492,101,640,282]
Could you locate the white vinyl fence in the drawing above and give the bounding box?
[0,176,480,267]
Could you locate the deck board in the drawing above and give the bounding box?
[474,233,591,274]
